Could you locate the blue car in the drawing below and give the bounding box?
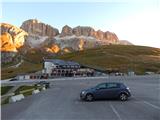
[80,82,131,101]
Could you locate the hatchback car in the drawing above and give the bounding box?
[80,82,131,101]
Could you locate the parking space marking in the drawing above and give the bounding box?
[110,103,122,120]
[143,101,160,110]
[132,95,160,110]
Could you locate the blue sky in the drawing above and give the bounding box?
[1,0,160,48]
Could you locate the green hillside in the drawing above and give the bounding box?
[56,45,160,74]
[1,45,160,79]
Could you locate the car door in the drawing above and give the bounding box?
[105,83,120,99]
[94,83,108,99]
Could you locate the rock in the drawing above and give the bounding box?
[54,36,100,51]
[0,23,28,50]
[32,89,40,94]
[0,32,17,52]
[63,48,71,53]
[60,25,73,37]
[72,26,95,36]
[104,31,119,42]
[95,30,104,40]
[21,19,59,38]
[78,38,85,50]
[45,44,60,53]
[42,87,46,91]
[9,94,25,103]
[1,20,131,57]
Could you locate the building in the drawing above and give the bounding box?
[43,59,94,77]
[16,59,94,80]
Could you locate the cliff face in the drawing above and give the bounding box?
[0,23,28,52]
[1,19,131,56]
[57,25,120,51]
[21,19,59,38]
[60,25,119,43]
[0,23,28,63]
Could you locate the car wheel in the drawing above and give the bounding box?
[85,94,94,101]
[119,93,128,101]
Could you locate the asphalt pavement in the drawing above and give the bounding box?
[1,75,160,120]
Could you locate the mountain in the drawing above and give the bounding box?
[1,19,132,64]
[0,23,28,63]
[0,23,28,52]
[19,19,122,52]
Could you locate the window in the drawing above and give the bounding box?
[96,83,107,89]
[107,83,118,89]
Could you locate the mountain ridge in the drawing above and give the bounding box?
[1,19,132,64]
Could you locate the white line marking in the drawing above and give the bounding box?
[143,101,160,110]
[132,95,160,110]
[110,103,122,120]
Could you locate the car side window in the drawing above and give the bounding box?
[96,83,107,89]
[107,83,118,89]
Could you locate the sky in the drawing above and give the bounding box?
[1,0,160,48]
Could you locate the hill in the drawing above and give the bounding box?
[55,45,160,74]
[2,45,160,79]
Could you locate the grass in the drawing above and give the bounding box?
[1,61,43,80]
[55,45,160,74]
[1,45,160,79]
[1,85,42,105]
[14,85,43,96]
[14,85,36,95]
[1,86,13,95]
[1,97,10,105]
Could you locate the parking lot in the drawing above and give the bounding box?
[1,75,160,120]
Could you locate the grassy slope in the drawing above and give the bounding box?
[55,45,160,74]
[1,49,45,80]
[1,61,42,79]
[1,86,13,95]
[1,45,160,79]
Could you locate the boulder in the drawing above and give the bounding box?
[9,94,25,103]
[32,89,40,94]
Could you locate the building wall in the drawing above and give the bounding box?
[44,62,57,73]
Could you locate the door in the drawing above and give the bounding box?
[105,83,120,99]
[94,83,108,99]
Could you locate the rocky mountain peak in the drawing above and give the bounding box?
[60,25,73,37]
[20,19,59,38]
[72,26,95,36]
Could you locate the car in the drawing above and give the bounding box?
[36,81,49,85]
[80,82,131,101]
[36,81,50,88]
[10,78,18,81]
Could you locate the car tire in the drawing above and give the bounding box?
[85,94,94,101]
[119,93,128,101]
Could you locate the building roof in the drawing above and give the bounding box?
[44,59,80,66]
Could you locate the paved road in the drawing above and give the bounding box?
[1,75,160,120]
